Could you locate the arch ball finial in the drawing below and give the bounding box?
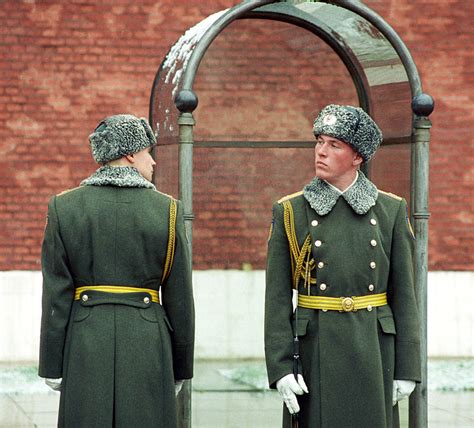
[412,93,435,117]
[175,90,198,113]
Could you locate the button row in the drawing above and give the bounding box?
[314,239,377,250]
[318,284,375,292]
[312,218,377,227]
[81,294,151,304]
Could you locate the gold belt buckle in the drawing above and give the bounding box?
[341,297,355,312]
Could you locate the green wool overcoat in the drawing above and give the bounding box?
[39,167,194,428]
[265,173,421,428]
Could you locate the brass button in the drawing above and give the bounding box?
[370,218,377,226]
[143,297,150,304]
[311,220,319,227]
[370,240,377,247]
[315,240,322,247]
[320,283,327,291]
[368,284,375,292]
[81,294,89,302]
[367,305,373,312]
[370,262,376,269]
[318,261,324,269]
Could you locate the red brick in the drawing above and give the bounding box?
[0,0,472,271]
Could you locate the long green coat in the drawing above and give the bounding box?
[39,168,194,428]
[265,174,421,428]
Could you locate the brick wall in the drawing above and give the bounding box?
[0,0,472,271]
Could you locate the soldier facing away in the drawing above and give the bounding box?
[265,105,421,427]
[39,114,195,427]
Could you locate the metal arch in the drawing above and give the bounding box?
[179,0,424,105]
[151,0,424,124]
[150,3,430,427]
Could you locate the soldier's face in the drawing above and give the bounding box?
[314,135,362,187]
[129,147,156,182]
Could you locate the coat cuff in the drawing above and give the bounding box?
[38,334,64,379]
[395,340,421,382]
[267,365,294,390]
[173,342,194,380]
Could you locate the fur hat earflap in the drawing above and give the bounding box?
[89,114,157,164]
[313,105,382,162]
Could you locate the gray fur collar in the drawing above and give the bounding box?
[80,166,156,190]
[303,171,378,215]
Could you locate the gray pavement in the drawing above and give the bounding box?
[1,360,473,427]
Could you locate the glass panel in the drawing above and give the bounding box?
[193,18,358,144]
[153,144,179,198]
[369,142,411,209]
[296,4,407,85]
[193,147,315,269]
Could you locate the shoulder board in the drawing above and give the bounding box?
[277,191,303,204]
[155,189,176,201]
[56,186,81,197]
[378,189,402,201]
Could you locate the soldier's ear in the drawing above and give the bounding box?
[125,153,135,164]
[353,153,363,166]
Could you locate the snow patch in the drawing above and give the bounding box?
[162,9,229,96]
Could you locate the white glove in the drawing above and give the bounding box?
[45,377,62,391]
[392,380,416,406]
[276,373,309,414]
[175,380,184,396]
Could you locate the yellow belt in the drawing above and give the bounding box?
[298,292,387,312]
[74,285,160,303]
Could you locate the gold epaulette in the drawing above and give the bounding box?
[56,186,81,197]
[378,189,402,201]
[277,191,303,204]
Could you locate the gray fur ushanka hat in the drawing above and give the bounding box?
[89,114,157,164]
[312,104,382,162]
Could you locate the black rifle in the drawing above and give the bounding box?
[292,290,300,428]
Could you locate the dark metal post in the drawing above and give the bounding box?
[409,93,434,428]
[175,90,198,428]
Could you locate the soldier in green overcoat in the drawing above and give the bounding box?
[265,105,421,428]
[39,114,194,427]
